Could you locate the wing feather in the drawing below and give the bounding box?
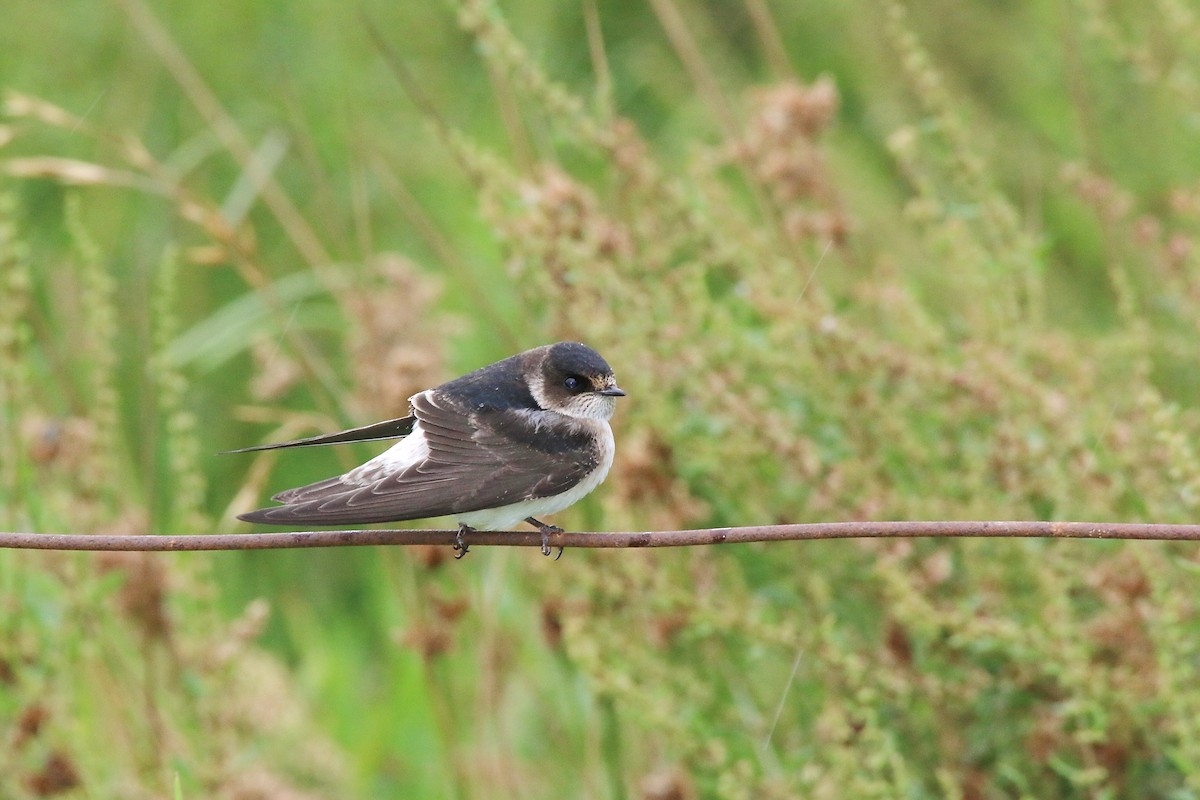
[237,391,599,526]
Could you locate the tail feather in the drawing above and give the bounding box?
[222,416,416,454]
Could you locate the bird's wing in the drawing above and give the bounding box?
[222,416,416,453]
[237,391,598,526]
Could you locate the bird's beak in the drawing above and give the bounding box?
[597,385,626,397]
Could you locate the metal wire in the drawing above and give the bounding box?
[1,521,1198,552]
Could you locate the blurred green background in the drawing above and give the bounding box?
[4,1,1200,798]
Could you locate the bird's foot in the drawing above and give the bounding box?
[526,517,564,559]
[454,524,474,559]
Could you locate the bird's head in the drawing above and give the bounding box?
[529,342,625,421]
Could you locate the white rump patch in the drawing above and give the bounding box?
[342,420,430,486]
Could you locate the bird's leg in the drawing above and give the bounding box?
[454,523,474,559]
[526,517,564,559]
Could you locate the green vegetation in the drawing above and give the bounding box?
[4,0,1200,797]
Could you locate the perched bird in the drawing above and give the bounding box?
[232,342,625,557]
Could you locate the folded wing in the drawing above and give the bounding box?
[237,391,598,526]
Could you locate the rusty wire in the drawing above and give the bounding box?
[1,521,1200,553]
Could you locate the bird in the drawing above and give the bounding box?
[230,342,625,558]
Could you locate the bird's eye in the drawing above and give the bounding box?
[564,375,584,392]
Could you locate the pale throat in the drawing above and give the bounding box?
[527,372,618,421]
